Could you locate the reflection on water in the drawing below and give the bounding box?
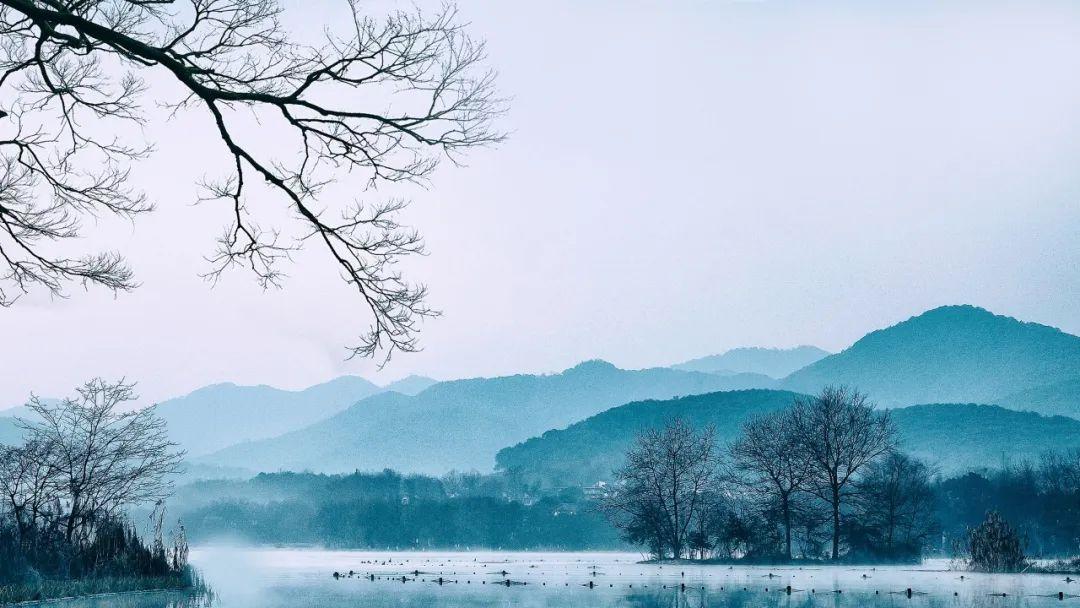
[32,591,212,608]
[32,549,1079,607]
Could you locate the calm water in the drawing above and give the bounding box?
[39,548,1078,607]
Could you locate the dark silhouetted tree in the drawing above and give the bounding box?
[791,386,896,560]
[730,408,811,560]
[600,419,720,559]
[850,452,938,560]
[19,379,184,544]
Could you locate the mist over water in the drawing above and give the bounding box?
[42,548,1076,608]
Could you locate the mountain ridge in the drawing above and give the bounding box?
[993,377,1080,419]
[198,361,779,474]
[672,346,830,378]
[156,375,384,457]
[495,389,1080,485]
[781,305,1080,407]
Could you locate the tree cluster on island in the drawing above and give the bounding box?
[598,386,1047,570]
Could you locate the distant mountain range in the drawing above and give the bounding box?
[672,346,830,378]
[7,304,1080,481]
[781,305,1080,409]
[156,376,383,457]
[198,360,778,474]
[0,375,439,457]
[121,305,1080,475]
[496,390,1080,485]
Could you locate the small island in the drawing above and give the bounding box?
[595,386,1078,573]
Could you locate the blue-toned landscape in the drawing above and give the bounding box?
[3,0,1080,606]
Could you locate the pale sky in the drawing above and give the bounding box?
[4,0,1080,407]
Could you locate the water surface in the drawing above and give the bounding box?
[42,548,1079,607]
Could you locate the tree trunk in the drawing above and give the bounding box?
[783,497,793,561]
[831,487,840,560]
[66,493,80,544]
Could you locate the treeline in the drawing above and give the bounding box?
[0,380,192,599]
[175,455,1080,563]
[599,387,1080,566]
[168,390,1080,563]
[937,452,1080,557]
[184,495,616,549]
[178,469,618,548]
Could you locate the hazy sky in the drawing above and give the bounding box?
[4,0,1080,407]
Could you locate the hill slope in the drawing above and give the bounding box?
[994,378,1080,419]
[383,375,439,396]
[781,305,1080,406]
[199,361,777,474]
[672,346,830,378]
[158,376,382,457]
[890,403,1080,472]
[0,416,20,446]
[495,391,1080,485]
[497,390,801,487]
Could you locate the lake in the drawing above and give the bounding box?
[38,548,1078,607]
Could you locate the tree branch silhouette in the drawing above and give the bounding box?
[0,0,504,361]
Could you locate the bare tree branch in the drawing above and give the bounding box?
[0,0,505,361]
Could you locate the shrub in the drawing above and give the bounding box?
[961,511,1028,572]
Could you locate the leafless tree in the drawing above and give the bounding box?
[18,378,184,544]
[0,438,56,544]
[0,0,504,361]
[600,418,721,559]
[1038,448,1080,494]
[730,408,812,560]
[852,452,938,558]
[790,386,896,560]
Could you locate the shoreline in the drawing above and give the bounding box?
[0,572,207,606]
[7,586,198,607]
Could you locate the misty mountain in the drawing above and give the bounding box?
[994,378,1080,419]
[890,403,1080,472]
[0,416,20,446]
[199,360,778,474]
[497,390,800,487]
[158,376,383,457]
[382,375,439,396]
[0,397,63,420]
[672,346,830,378]
[0,400,60,446]
[0,405,31,418]
[781,305,1080,406]
[495,390,1080,486]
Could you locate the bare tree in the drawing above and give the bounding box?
[790,386,896,560]
[0,439,56,545]
[1038,448,1080,494]
[0,0,504,360]
[730,408,811,560]
[852,452,938,559]
[18,378,184,544]
[600,418,720,559]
